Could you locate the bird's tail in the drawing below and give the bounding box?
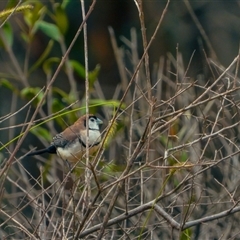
[26,145,56,156]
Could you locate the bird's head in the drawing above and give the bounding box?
[85,115,103,131]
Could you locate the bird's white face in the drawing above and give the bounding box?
[79,116,103,147]
[88,116,103,130]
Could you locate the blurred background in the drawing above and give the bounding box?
[0,1,239,88]
[0,1,239,105]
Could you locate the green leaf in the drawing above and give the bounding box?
[180,151,188,162]
[20,87,45,106]
[30,126,52,142]
[24,3,45,29]
[0,78,17,93]
[69,60,85,78]
[6,0,18,9]
[89,64,101,84]
[98,162,124,181]
[52,87,69,100]
[51,98,65,114]
[29,40,54,74]
[61,0,70,9]
[180,229,192,240]
[51,87,79,124]
[20,32,29,44]
[35,20,61,41]
[54,4,69,35]
[89,99,126,109]
[43,57,60,75]
[69,60,101,88]
[1,22,13,47]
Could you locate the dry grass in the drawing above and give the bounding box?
[1,1,240,239]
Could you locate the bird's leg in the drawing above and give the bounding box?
[65,159,73,173]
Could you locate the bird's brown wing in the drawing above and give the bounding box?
[52,124,82,148]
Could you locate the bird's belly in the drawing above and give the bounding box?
[56,142,99,163]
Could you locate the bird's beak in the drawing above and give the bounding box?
[97,118,103,125]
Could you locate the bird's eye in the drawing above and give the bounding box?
[90,118,95,122]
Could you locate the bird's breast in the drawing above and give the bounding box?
[56,140,100,163]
